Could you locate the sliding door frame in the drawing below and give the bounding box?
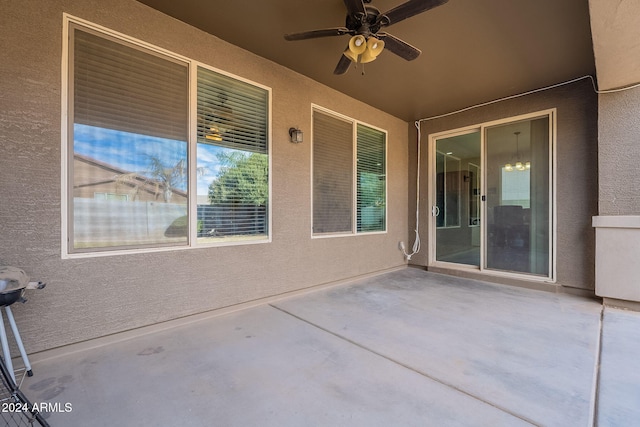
[427,109,557,283]
[427,125,482,269]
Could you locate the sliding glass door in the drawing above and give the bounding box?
[485,117,551,277]
[434,130,481,267]
[430,111,554,280]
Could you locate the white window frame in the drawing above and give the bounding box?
[61,14,272,258]
[310,105,388,238]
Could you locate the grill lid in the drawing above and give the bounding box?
[0,266,29,293]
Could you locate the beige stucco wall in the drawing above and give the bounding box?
[588,0,640,304]
[408,79,598,292]
[588,0,640,216]
[0,0,409,353]
[597,87,640,215]
[593,87,640,303]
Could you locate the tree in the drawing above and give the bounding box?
[146,157,186,203]
[208,151,268,206]
[115,156,203,203]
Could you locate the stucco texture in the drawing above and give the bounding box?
[597,87,640,215]
[0,0,409,352]
[408,79,598,291]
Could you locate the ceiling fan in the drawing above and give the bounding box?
[284,0,449,75]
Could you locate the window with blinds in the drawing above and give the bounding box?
[357,124,386,232]
[66,20,270,254]
[312,108,386,236]
[69,25,190,252]
[197,67,269,242]
[313,111,354,234]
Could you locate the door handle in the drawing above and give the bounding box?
[432,205,440,217]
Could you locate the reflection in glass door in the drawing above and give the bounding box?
[434,131,481,266]
[485,117,550,276]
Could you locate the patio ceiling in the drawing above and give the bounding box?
[135,0,595,122]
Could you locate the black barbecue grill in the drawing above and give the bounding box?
[0,267,45,385]
[0,287,24,307]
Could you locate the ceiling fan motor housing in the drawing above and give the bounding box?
[346,6,386,37]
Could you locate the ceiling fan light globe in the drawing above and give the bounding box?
[359,51,376,63]
[360,37,384,63]
[360,44,384,63]
[367,37,385,53]
[348,35,367,55]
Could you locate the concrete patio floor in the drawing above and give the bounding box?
[17,268,640,426]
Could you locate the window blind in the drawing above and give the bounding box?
[72,26,188,142]
[357,124,386,232]
[196,67,269,240]
[197,67,268,154]
[313,111,353,234]
[70,26,190,252]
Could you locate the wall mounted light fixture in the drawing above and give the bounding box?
[289,127,303,143]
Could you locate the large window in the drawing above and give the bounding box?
[196,67,269,243]
[312,108,386,236]
[65,21,270,255]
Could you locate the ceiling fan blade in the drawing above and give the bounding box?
[377,0,448,27]
[343,0,366,17]
[334,54,352,75]
[284,27,351,41]
[377,33,421,61]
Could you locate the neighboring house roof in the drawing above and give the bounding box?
[73,153,188,201]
